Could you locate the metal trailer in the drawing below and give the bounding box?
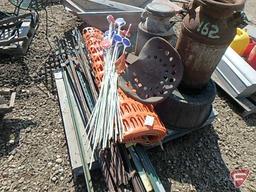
[63,0,181,31]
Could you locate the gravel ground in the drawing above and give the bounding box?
[0,1,255,192]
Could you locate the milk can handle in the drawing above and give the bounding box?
[140,10,148,22]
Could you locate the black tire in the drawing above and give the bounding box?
[155,80,216,129]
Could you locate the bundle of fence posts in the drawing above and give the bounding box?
[53,28,96,191]
[51,25,166,191]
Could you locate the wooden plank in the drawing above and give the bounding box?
[55,71,84,179]
[9,92,16,107]
[0,88,12,94]
[55,70,98,179]
[64,71,96,166]
[0,89,15,117]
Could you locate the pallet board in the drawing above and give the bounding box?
[55,70,97,180]
[212,72,256,117]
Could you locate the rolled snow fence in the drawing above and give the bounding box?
[83,27,166,145]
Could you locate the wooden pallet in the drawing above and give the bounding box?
[56,71,217,178]
[212,72,256,117]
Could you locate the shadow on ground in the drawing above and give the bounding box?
[148,126,240,192]
[0,118,36,157]
[0,56,31,87]
[73,169,107,192]
[243,114,256,127]
[0,54,57,96]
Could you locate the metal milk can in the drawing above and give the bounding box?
[135,2,176,55]
[176,0,246,90]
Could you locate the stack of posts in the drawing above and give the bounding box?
[53,27,166,192]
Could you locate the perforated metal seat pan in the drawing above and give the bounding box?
[118,37,183,104]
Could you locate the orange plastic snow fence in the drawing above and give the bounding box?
[83,27,166,145]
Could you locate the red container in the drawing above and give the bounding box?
[247,46,256,70]
[242,39,256,58]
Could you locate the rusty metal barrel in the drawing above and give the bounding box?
[135,2,176,55]
[176,0,246,90]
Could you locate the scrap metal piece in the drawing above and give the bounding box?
[66,56,91,119]
[70,28,98,102]
[134,145,166,192]
[128,147,153,192]
[119,37,183,104]
[76,70,95,112]
[0,88,16,119]
[99,143,130,192]
[120,145,147,192]
[212,48,256,117]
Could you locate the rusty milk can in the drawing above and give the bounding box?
[176,0,246,90]
[135,2,176,55]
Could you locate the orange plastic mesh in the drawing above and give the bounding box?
[83,27,166,145]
